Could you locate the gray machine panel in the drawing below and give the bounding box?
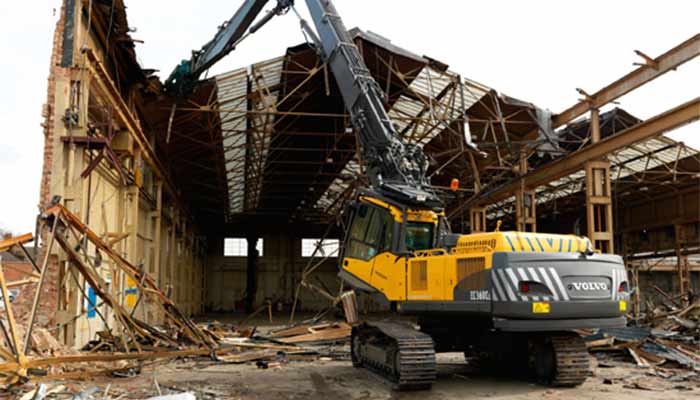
[488,251,628,321]
[490,251,627,302]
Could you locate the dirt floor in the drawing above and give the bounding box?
[35,352,697,399]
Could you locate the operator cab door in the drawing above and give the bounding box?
[342,203,406,300]
[404,220,446,301]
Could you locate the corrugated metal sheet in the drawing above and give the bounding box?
[316,70,489,211]
[216,57,285,213]
[532,136,698,206]
[214,30,492,218]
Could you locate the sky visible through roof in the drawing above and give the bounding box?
[0,0,698,233]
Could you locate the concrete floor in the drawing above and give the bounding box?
[71,353,697,399]
[55,316,689,399]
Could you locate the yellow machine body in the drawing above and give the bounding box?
[342,195,593,302]
[339,192,627,388]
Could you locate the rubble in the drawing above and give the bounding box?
[584,298,700,388]
[270,321,352,344]
[6,314,353,397]
[1,208,352,396]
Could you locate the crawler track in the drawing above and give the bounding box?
[351,321,436,390]
[534,332,590,387]
[548,333,590,386]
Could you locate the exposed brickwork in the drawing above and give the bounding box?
[14,2,69,330]
[10,255,59,328]
[38,2,66,207]
[1,261,33,282]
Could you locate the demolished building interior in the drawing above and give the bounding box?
[1,0,699,396]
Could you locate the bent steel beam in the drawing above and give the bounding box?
[449,97,700,217]
[553,34,700,129]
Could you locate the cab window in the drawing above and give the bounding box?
[366,208,394,252]
[405,222,434,251]
[346,205,393,260]
[382,213,394,252]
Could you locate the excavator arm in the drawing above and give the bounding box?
[165,0,293,95]
[304,0,441,208]
[167,0,443,207]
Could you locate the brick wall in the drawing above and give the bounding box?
[38,1,65,207]
[10,256,59,328]
[14,1,69,330]
[2,261,33,282]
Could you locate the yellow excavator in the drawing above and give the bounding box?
[340,192,628,389]
[168,0,630,390]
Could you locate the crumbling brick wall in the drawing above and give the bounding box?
[1,261,33,282]
[38,3,66,208]
[12,2,69,330]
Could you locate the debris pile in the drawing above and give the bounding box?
[16,382,201,400]
[8,314,353,398]
[0,205,223,387]
[269,321,352,344]
[583,299,700,386]
[2,204,355,396]
[45,205,216,350]
[201,319,352,364]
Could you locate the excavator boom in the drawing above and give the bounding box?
[167,0,442,208]
[304,0,440,207]
[165,0,292,95]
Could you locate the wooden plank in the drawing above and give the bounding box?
[278,323,351,343]
[270,325,315,338]
[59,136,108,147]
[628,347,650,367]
[635,348,666,365]
[217,349,309,363]
[674,345,700,361]
[0,262,26,367]
[0,345,242,373]
[7,278,39,288]
[217,349,278,363]
[23,221,58,353]
[270,322,337,338]
[585,337,615,349]
[1,263,40,279]
[0,346,15,361]
[106,232,130,247]
[152,179,163,321]
[219,339,299,351]
[0,233,33,253]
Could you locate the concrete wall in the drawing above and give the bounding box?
[205,234,341,313]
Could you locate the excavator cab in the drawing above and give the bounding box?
[341,194,439,256]
[338,192,447,302]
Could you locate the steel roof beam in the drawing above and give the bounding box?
[448,97,700,217]
[555,34,700,129]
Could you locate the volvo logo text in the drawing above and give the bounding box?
[569,282,608,291]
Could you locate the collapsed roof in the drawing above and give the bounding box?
[97,2,698,233]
